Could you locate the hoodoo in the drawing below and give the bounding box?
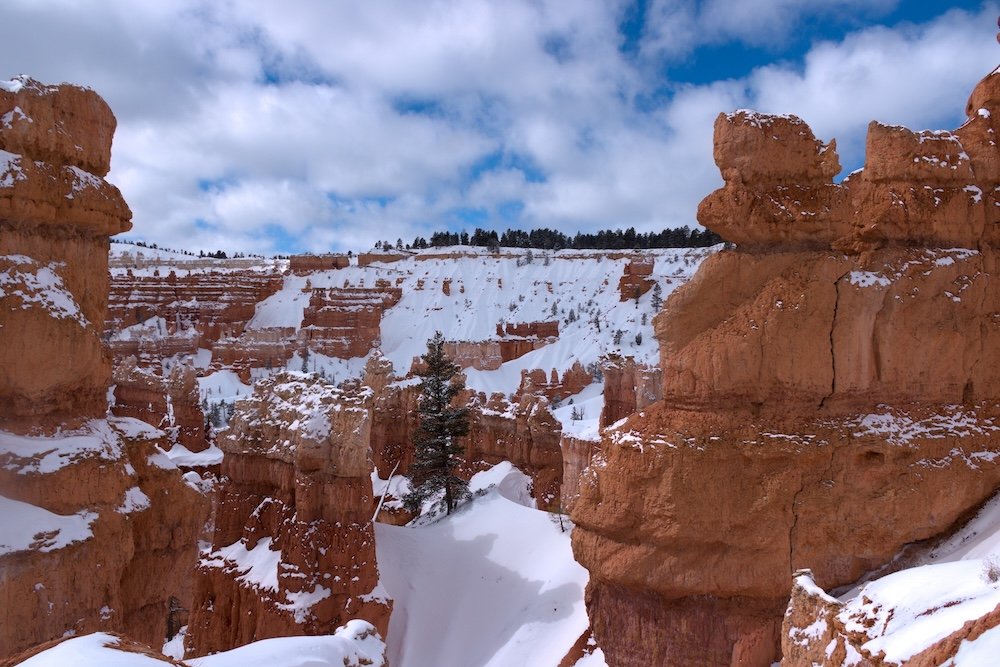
[571,66,1000,666]
[0,76,207,658]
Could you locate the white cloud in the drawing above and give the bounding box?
[0,0,996,253]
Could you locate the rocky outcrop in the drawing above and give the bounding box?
[572,67,1000,666]
[1,76,130,428]
[187,373,390,656]
[112,359,209,454]
[0,75,207,660]
[465,392,564,511]
[106,269,283,349]
[288,253,349,274]
[781,569,1000,666]
[618,259,655,302]
[496,320,559,362]
[301,287,401,358]
[515,362,592,403]
[599,356,662,427]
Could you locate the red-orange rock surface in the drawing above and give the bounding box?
[599,355,662,427]
[301,287,401,358]
[0,76,208,661]
[618,259,655,302]
[572,66,1000,666]
[186,373,390,656]
[465,392,564,511]
[1,77,131,429]
[112,359,209,453]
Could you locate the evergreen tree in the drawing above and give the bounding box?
[404,332,470,515]
[651,282,663,311]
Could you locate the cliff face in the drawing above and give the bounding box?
[0,76,207,659]
[112,359,209,454]
[1,76,130,428]
[572,67,1000,666]
[186,373,390,656]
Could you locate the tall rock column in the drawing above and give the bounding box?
[0,76,208,659]
[572,67,1000,666]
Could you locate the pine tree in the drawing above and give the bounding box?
[404,332,470,515]
[651,282,663,311]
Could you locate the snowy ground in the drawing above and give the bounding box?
[250,246,714,395]
[800,491,1000,664]
[17,621,384,667]
[376,461,605,667]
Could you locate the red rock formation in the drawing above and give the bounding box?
[599,356,663,428]
[497,320,559,361]
[442,341,504,371]
[187,373,390,656]
[618,259,655,302]
[515,361,592,402]
[106,269,283,349]
[288,253,349,274]
[112,359,209,453]
[559,434,600,513]
[781,570,1000,666]
[301,287,401,358]
[0,76,207,659]
[465,392,564,511]
[1,77,130,428]
[572,67,1000,666]
[357,251,408,266]
[210,327,298,382]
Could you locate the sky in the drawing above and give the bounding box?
[1,0,998,255]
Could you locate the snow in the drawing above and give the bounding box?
[278,585,332,623]
[252,246,711,396]
[162,627,186,660]
[0,495,97,555]
[202,536,281,592]
[848,271,890,288]
[20,623,385,667]
[0,149,26,187]
[188,620,385,667]
[248,287,311,329]
[0,254,89,327]
[1,106,30,128]
[552,381,605,441]
[823,491,1000,663]
[17,633,172,667]
[198,369,251,406]
[376,461,591,667]
[164,443,224,467]
[0,77,26,93]
[0,419,125,475]
[573,649,608,666]
[951,623,1000,666]
[117,486,151,514]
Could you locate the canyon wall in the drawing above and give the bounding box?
[186,373,390,656]
[572,67,1000,666]
[0,76,207,658]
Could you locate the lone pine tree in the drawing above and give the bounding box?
[404,331,470,515]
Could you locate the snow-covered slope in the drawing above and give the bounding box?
[16,621,385,667]
[791,492,1000,665]
[375,462,601,667]
[253,246,714,396]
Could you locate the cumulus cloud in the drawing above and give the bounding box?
[0,0,996,253]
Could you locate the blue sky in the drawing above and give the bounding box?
[1,0,997,254]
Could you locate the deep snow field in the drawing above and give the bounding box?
[109,244,716,441]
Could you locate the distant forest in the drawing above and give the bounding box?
[115,224,723,259]
[391,226,723,251]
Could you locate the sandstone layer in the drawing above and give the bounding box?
[572,67,1000,666]
[0,76,207,660]
[187,373,390,656]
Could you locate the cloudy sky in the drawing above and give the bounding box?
[2,1,997,254]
